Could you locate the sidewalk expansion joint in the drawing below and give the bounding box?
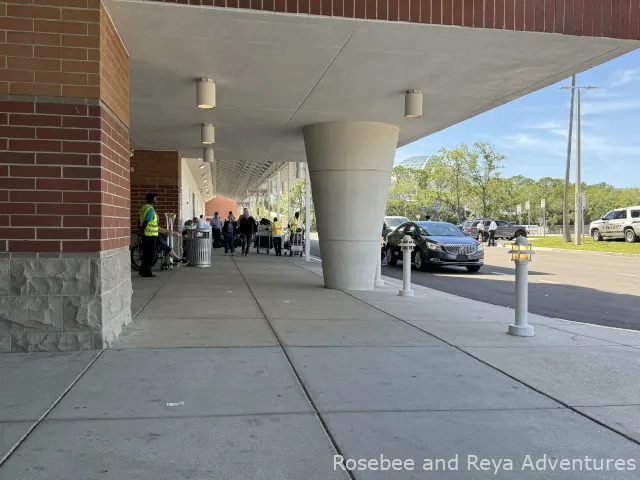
[132,266,180,319]
[0,349,105,468]
[286,256,640,449]
[339,288,640,450]
[232,256,359,480]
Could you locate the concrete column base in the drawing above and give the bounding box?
[508,323,535,337]
[303,121,399,291]
[0,248,132,352]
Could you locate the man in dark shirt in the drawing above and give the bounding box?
[238,208,256,256]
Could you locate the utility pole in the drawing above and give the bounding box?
[276,167,281,223]
[562,75,576,244]
[560,82,597,246]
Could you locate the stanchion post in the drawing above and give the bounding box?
[508,236,535,336]
[398,235,415,297]
[165,213,176,267]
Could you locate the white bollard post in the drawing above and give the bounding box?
[375,237,384,288]
[508,236,535,336]
[398,235,415,297]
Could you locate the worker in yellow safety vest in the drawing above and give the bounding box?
[139,193,159,277]
[290,211,301,232]
[272,217,283,256]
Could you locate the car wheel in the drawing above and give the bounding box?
[466,265,482,273]
[381,247,385,260]
[413,249,426,271]
[482,233,489,243]
[386,246,397,266]
[515,230,526,238]
[625,228,638,243]
[592,229,602,242]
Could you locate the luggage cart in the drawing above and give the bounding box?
[289,228,304,257]
[256,222,272,254]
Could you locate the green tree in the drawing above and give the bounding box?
[468,142,504,218]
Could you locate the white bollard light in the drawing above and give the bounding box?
[375,236,384,288]
[508,236,535,336]
[398,234,415,297]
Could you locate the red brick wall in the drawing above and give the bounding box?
[142,0,640,40]
[100,3,129,127]
[0,0,102,98]
[100,104,130,251]
[0,100,130,253]
[130,150,180,233]
[205,196,239,220]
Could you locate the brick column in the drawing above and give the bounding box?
[0,1,131,352]
[130,150,181,238]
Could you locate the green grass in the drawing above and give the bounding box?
[528,236,640,254]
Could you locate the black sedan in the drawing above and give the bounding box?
[385,221,484,273]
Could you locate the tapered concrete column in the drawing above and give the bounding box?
[303,121,399,290]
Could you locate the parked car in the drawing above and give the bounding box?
[590,206,640,243]
[465,219,528,242]
[381,216,410,258]
[385,221,484,272]
[458,220,473,232]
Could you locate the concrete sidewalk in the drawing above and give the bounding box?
[2,250,640,479]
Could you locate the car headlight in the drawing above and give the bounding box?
[476,244,484,252]
[426,243,442,251]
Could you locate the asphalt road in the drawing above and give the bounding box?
[309,240,640,330]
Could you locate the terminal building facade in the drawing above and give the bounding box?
[1,0,639,351]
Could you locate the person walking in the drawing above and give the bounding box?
[223,214,238,256]
[210,212,222,248]
[477,220,485,243]
[238,208,256,256]
[139,193,159,277]
[488,219,498,247]
[290,211,300,233]
[272,217,283,256]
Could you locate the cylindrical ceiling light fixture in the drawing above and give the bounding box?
[405,89,423,119]
[201,124,215,144]
[204,148,214,163]
[196,78,216,109]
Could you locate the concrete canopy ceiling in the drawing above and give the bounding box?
[104,0,637,200]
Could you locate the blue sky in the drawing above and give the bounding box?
[395,49,640,188]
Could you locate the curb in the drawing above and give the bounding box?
[531,246,640,258]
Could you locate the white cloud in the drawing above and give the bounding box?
[499,130,640,159]
[528,120,563,130]
[611,68,640,87]
[581,99,640,116]
[498,133,566,157]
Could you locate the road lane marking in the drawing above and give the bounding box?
[538,280,559,284]
[616,273,640,278]
[492,272,509,276]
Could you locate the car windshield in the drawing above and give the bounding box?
[386,217,409,227]
[417,222,466,237]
